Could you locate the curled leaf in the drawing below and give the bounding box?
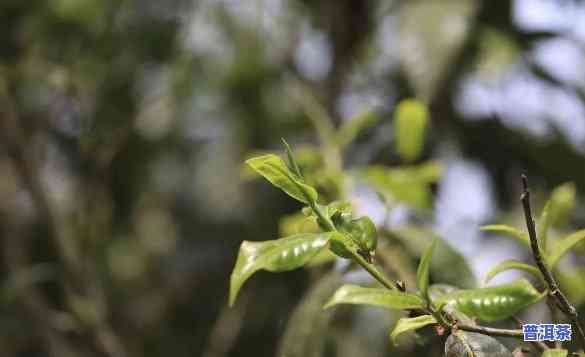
[547,229,585,269]
[435,279,544,321]
[323,284,425,310]
[229,232,337,306]
[389,314,437,345]
[246,154,318,204]
[484,260,543,284]
[480,225,530,248]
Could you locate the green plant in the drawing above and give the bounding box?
[230,97,585,356]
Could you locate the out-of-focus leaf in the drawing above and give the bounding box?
[480,225,530,248]
[392,228,477,288]
[279,212,320,237]
[246,154,318,204]
[277,271,342,357]
[538,201,552,252]
[399,0,479,102]
[1,263,56,305]
[558,269,585,306]
[547,229,585,268]
[445,330,513,357]
[417,237,437,302]
[362,162,442,210]
[337,110,380,147]
[549,182,576,227]
[542,349,568,357]
[389,315,436,345]
[435,279,544,321]
[229,232,337,306]
[484,260,543,284]
[394,99,429,162]
[323,285,425,310]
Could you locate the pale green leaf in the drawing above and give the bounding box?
[417,237,437,302]
[229,232,336,306]
[336,110,380,147]
[394,99,429,162]
[549,182,576,227]
[389,315,437,345]
[480,225,530,247]
[547,229,585,268]
[323,284,425,310]
[484,259,543,284]
[538,201,552,252]
[246,154,318,204]
[435,279,544,321]
[542,349,568,357]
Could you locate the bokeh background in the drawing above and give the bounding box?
[1,0,585,356]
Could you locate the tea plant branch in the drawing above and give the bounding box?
[456,323,548,351]
[521,175,585,350]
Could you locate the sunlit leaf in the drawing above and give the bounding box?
[246,154,318,204]
[323,284,425,310]
[480,225,530,248]
[547,229,585,268]
[542,349,568,357]
[445,330,513,357]
[435,279,544,321]
[229,232,337,306]
[484,260,543,284]
[394,99,429,162]
[389,315,437,345]
[417,237,437,302]
[279,212,320,237]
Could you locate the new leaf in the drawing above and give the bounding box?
[246,154,318,204]
[229,232,337,306]
[323,285,425,310]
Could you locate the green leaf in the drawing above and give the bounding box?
[362,163,442,210]
[445,330,513,357]
[389,315,437,345]
[229,232,336,306]
[435,279,544,321]
[547,229,585,268]
[323,284,425,310]
[281,138,303,178]
[549,182,576,227]
[480,225,530,247]
[542,349,568,357]
[336,110,380,147]
[417,237,437,302]
[246,154,318,204]
[484,260,543,284]
[394,99,429,162]
[538,201,552,252]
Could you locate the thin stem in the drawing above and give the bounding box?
[349,249,399,291]
[457,324,548,351]
[521,174,585,351]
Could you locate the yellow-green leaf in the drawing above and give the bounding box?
[549,182,576,227]
[480,225,530,247]
[323,284,425,310]
[435,279,544,321]
[547,229,585,268]
[394,99,429,162]
[389,315,437,345]
[484,260,543,284]
[229,232,337,306]
[246,154,318,204]
[542,349,568,357]
[417,237,437,302]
